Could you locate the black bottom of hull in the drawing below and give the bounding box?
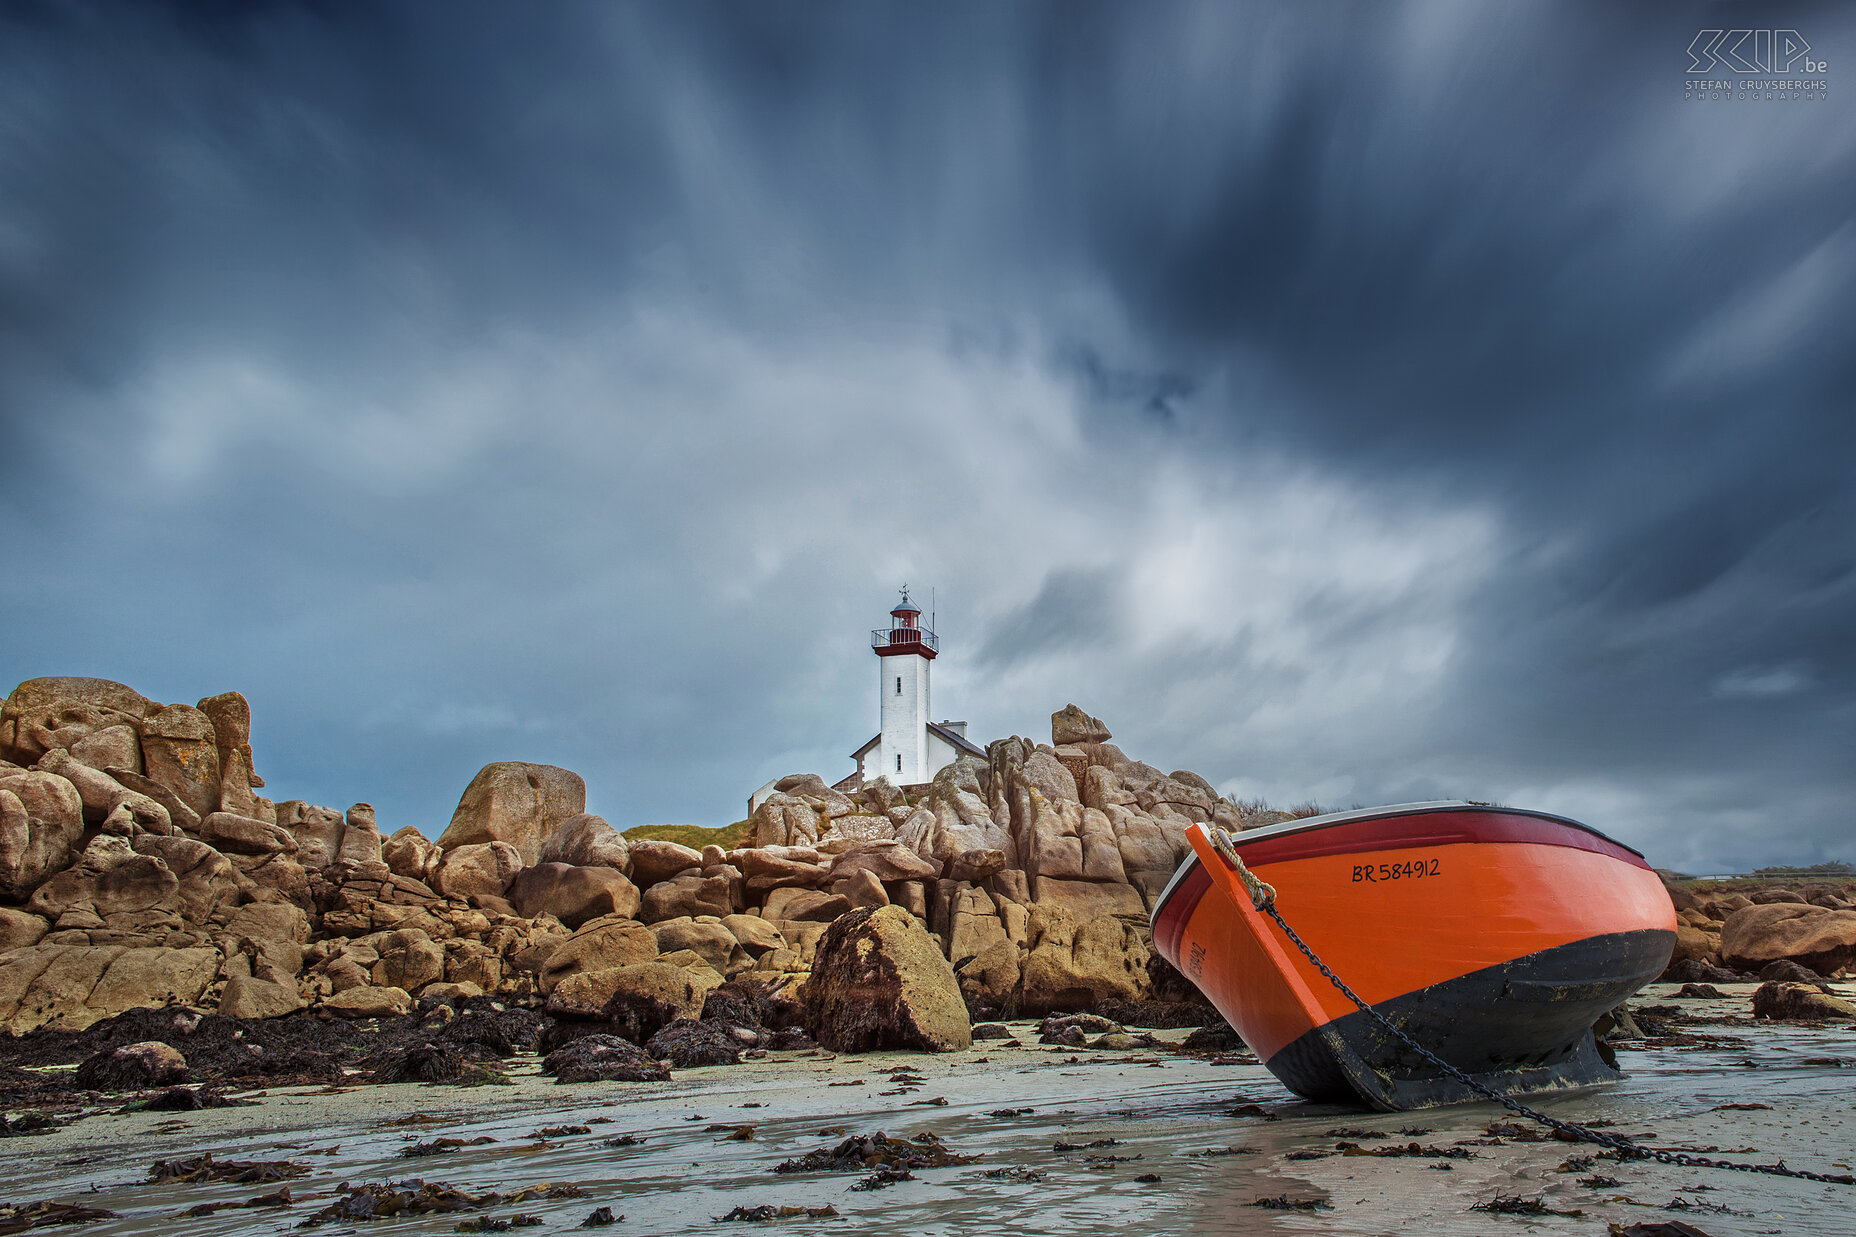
[1265,928,1675,1110]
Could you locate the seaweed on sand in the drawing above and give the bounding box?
[773,1132,972,1174]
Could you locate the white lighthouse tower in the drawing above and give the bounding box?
[838,587,986,791]
[871,587,935,783]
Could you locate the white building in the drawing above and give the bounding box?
[847,587,985,788]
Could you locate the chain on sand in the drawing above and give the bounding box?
[1250,894,1852,1186]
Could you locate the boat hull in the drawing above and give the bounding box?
[1151,804,1676,1110]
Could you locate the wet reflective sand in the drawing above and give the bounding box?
[4,983,1851,1236]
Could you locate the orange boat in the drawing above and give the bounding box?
[1151,802,1676,1110]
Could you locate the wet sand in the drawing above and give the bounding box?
[4,983,1853,1236]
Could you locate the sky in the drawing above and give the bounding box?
[2,1,1850,874]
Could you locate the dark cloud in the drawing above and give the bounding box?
[1,1,1849,870]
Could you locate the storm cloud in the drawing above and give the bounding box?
[2,1,1849,873]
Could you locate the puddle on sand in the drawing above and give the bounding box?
[2,997,1851,1236]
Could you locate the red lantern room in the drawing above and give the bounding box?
[871,585,938,659]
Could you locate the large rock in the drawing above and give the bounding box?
[540,813,631,873]
[650,916,746,972]
[337,804,384,866]
[437,762,586,866]
[508,862,642,929]
[803,905,971,1052]
[198,810,296,856]
[1021,752,1078,803]
[219,975,304,1019]
[640,871,735,923]
[196,691,267,819]
[538,917,659,994]
[75,1041,188,1090]
[1051,704,1111,746]
[1672,923,1717,966]
[833,867,890,910]
[1021,796,1126,888]
[229,852,310,914]
[1034,877,1148,921]
[0,907,49,951]
[278,802,345,868]
[627,839,703,887]
[138,703,221,820]
[225,900,310,945]
[68,725,142,775]
[956,938,1022,1015]
[763,887,851,923]
[828,840,940,884]
[541,1033,670,1083]
[1106,804,1188,904]
[0,788,75,902]
[748,794,822,849]
[104,767,201,834]
[324,984,415,1018]
[721,914,787,959]
[1019,902,1152,1015]
[0,943,217,1033]
[819,813,895,846]
[382,826,435,879]
[85,947,219,1023]
[433,841,523,900]
[371,929,446,991]
[130,834,238,924]
[0,770,84,844]
[1721,903,1856,975]
[1751,981,1856,1021]
[31,750,128,823]
[947,884,1010,963]
[0,677,150,765]
[545,961,707,1041]
[27,836,181,927]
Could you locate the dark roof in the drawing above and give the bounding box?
[849,723,987,762]
[927,721,988,759]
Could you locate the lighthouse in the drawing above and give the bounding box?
[849,587,986,788]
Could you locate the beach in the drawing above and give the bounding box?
[4,983,1852,1237]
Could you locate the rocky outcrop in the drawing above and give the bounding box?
[1050,704,1111,747]
[436,762,586,866]
[197,691,269,821]
[640,870,736,922]
[547,961,710,1041]
[804,905,970,1052]
[325,984,414,1017]
[1721,903,1856,975]
[0,673,1253,1035]
[0,788,75,902]
[75,1040,188,1090]
[0,942,219,1033]
[509,863,641,928]
[1018,903,1152,1015]
[542,1033,669,1083]
[538,917,658,994]
[0,771,85,844]
[432,842,523,901]
[138,704,222,821]
[1751,980,1856,1021]
[540,813,631,873]
[0,677,151,767]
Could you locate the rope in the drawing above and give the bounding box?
[1210,831,1853,1186]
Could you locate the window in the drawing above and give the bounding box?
[897,754,903,772]
[895,676,902,695]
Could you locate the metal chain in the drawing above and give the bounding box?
[1217,839,1852,1186]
